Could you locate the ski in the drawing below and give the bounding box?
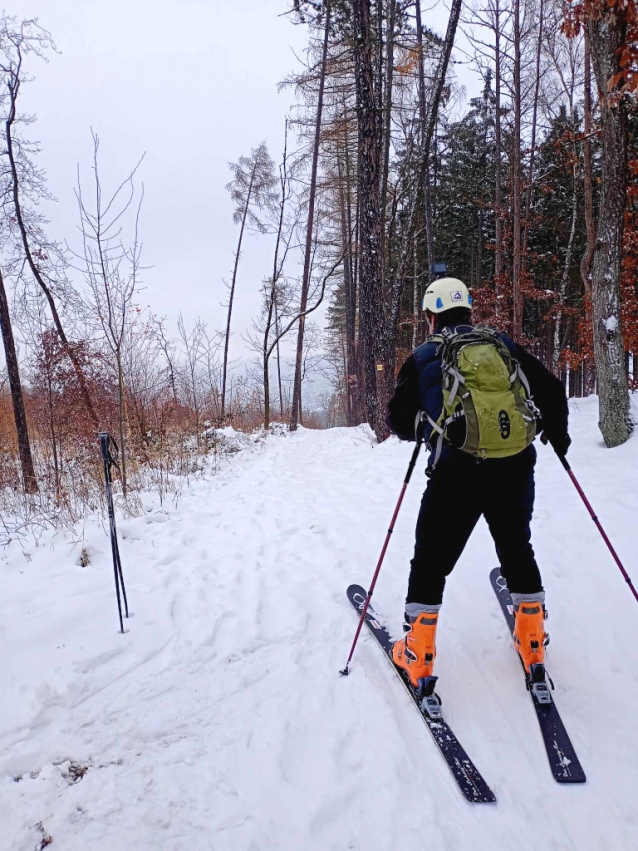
[346,584,496,803]
[489,567,586,783]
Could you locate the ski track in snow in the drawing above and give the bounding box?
[1,396,638,850]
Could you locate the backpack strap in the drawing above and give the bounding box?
[445,365,465,406]
[426,408,465,476]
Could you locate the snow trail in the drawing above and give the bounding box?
[1,397,637,850]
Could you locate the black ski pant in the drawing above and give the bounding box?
[406,444,543,606]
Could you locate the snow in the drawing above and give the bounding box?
[1,398,638,850]
[605,316,619,333]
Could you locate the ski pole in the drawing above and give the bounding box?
[340,438,423,676]
[555,451,638,605]
[99,432,130,632]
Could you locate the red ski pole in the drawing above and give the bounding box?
[340,440,423,676]
[556,451,638,605]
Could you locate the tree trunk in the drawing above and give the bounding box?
[587,12,632,446]
[494,0,504,303]
[343,108,361,423]
[263,126,289,431]
[274,297,284,418]
[380,0,396,273]
[290,0,332,431]
[221,166,257,420]
[352,0,385,435]
[116,353,128,496]
[263,347,271,429]
[553,168,578,372]
[0,267,38,493]
[580,30,595,297]
[522,0,544,266]
[45,370,60,501]
[511,0,523,341]
[387,0,462,349]
[337,141,357,425]
[415,0,435,279]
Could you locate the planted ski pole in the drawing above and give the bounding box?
[340,422,424,676]
[99,432,130,632]
[555,450,638,606]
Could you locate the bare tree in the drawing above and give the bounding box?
[464,0,512,310]
[75,131,144,495]
[153,317,179,405]
[290,0,332,431]
[258,122,300,429]
[0,15,99,428]
[221,143,277,420]
[177,314,206,447]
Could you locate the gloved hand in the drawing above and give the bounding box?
[415,411,427,444]
[540,430,571,457]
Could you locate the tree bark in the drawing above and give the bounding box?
[580,30,595,298]
[587,11,632,446]
[263,128,289,431]
[494,0,504,301]
[511,0,523,341]
[0,267,38,493]
[337,139,357,425]
[352,0,385,434]
[290,0,332,431]
[380,0,396,272]
[553,166,578,372]
[521,0,544,266]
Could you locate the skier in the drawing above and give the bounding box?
[387,277,571,687]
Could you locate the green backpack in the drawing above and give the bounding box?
[426,327,539,469]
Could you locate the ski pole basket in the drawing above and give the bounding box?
[99,432,130,633]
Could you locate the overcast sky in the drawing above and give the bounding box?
[5,0,482,363]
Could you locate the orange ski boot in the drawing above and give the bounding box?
[392,610,439,688]
[512,598,548,673]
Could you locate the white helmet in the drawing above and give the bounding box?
[422,277,472,313]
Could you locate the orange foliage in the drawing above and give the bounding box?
[565,0,638,95]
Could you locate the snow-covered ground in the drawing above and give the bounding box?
[1,396,637,850]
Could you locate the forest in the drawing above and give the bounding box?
[0,0,636,530]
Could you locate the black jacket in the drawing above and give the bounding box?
[387,323,569,451]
